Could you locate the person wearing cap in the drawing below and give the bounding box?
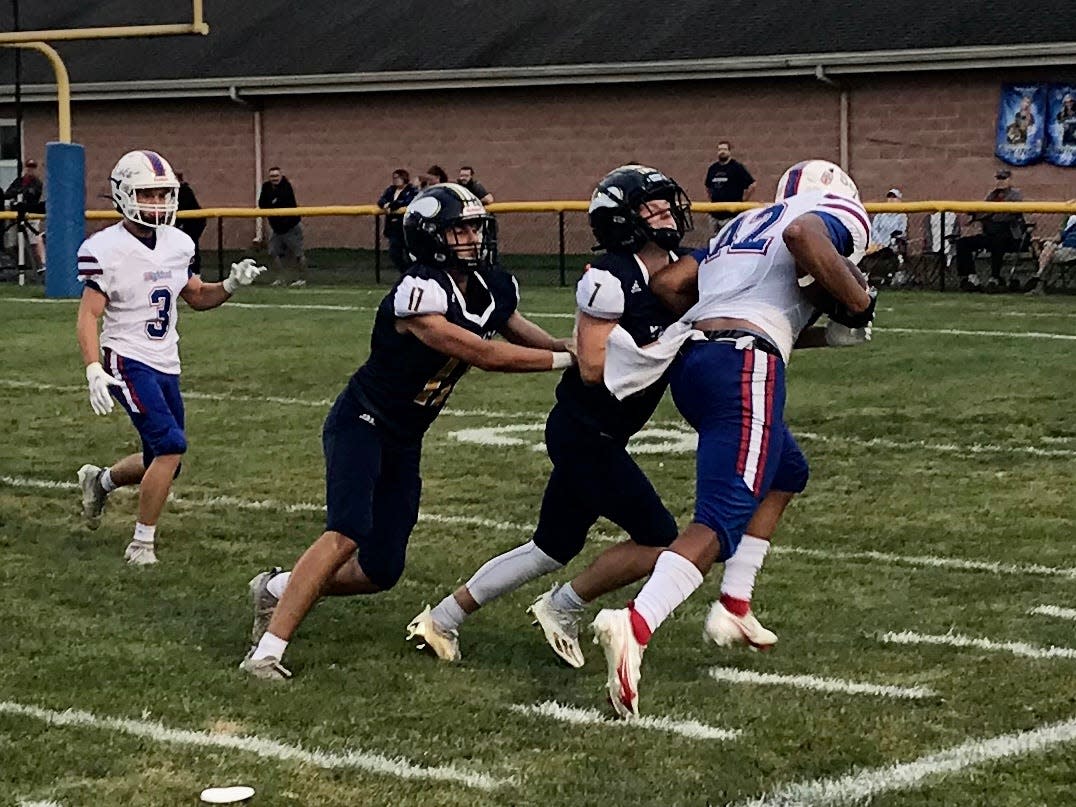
[955,169,1026,292]
[4,158,45,270]
[864,188,909,286]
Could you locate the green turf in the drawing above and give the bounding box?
[1,285,1074,806]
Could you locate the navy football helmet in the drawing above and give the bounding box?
[404,183,497,273]
[588,165,692,253]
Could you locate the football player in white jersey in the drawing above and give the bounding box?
[75,150,266,565]
[592,160,877,717]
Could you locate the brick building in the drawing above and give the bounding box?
[3,1,1075,250]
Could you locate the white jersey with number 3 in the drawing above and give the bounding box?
[687,189,869,361]
[78,222,196,374]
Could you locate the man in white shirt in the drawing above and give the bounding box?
[75,150,265,565]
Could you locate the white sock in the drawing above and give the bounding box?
[99,467,117,493]
[430,595,468,633]
[251,631,288,662]
[719,534,771,602]
[266,571,291,600]
[550,581,587,612]
[465,540,563,606]
[631,551,704,635]
[133,522,156,545]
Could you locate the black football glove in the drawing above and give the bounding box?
[829,287,877,329]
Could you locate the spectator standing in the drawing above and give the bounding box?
[955,169,1025,292]
[5,158,46,270]
[457,165,494,204]
[377,169,418,272]
[703,140,755,232]
[258,166,308,287]
[422,165,449,189]
[175,171,207,274]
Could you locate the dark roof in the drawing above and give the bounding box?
[5,1,1076,90]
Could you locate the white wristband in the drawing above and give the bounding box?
[797,274,816,288]
[551,351,573,370]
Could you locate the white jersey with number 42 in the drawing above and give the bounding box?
[686,189,869,361]
[77,222,195,374]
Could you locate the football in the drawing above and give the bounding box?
[798,258,869,312]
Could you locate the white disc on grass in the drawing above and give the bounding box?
[199,785,255,804]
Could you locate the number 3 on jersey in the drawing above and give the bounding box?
[711,203,787,256]
[146,287,172,339]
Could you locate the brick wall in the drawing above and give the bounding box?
[13,68,1076,251]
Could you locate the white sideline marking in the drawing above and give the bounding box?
[18,801,64,807]
[0,379,532,420]
[8,474,1076,582]
[739,715,1076,807]
[880,631,1076,660]
[773,546,1076,581]
[1030,605,1076,621]
[882,325,1076,341]
[707,667,936,700]
[794,430,1076,459]
[509,701,740,741]
[7,298,1076,336]
[0,700,505,791]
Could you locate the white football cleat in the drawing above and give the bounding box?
[592,608,645,719]
[406,605,461,662]
[248,567,282,647]
[528,586,584,668]
[124,539,158,566]
[703,601,778,650]
[77,464,109,529]
[239,654,292,681]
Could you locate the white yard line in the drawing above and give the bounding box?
[1029,605,1076,621]
[0,701,506,791]
[6,474,1076,582]
[773,546,1076,581]
[6,298,1076,337]
[794,430,1076,459]
[880,631,1076,660]
[509,701,739,741]
[738,715,1076,807]
[17,801,64,807]
[706,667,935,700]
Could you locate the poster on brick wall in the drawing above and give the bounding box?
[1045,85,1076,167]
[995,84,1045,166]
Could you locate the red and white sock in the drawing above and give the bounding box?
[719,534,770,617]
[629,551,704,644]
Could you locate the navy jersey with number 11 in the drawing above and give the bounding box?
[347,264,519,443]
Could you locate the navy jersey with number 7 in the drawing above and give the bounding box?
[348,263,520,443]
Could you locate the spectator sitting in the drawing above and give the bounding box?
[377,168,418,272]
[703,139,755,232]
[175,171,207,274]
[457,165,493,204]
[1026,203,1076,295]
[864,188,909,286]
[258,165,308,287]
[955,169,1026,293]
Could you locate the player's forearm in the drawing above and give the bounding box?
[187,282,232,310]
[650,256,699,312]
[76,309,102,366]
[477,341,568,373]
[783,220,870,312]
[502,314,562,351]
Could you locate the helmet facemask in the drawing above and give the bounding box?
[441,214,498,273]
[638,188,692,251]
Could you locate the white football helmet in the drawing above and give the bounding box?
[775,160,860,203]
[110,150,179,228]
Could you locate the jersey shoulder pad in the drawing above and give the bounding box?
[77,234,111,292]
[394,273,450,317]
[480,267,521,310]
[812,194,870,257]
[164,224,196,256]
[576,263,626,320]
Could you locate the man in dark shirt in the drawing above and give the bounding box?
[4,158,45,269]
[457,165,493,204]
[257,166,308,286]
[955,169,1026,292]
[704,140,756,232]
[175,172,207,274]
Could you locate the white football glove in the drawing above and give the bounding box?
[825,320,872,347]
[86,361,124,415]
[223,257,267,294]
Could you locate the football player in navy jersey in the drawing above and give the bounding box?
[407,165,694,666]
[241,184,573,680]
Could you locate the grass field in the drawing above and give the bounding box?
[1,282,1074,807]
